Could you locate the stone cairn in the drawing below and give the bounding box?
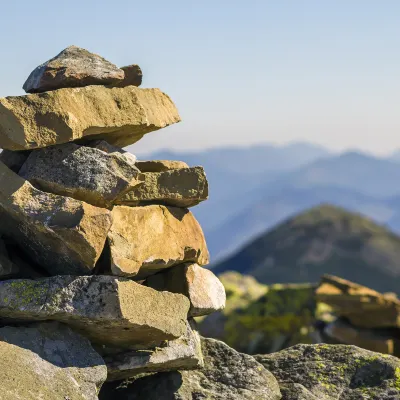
[0,46,227,398]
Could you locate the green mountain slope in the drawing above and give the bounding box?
[213,204,400,294]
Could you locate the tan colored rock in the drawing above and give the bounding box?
[107,205,209,279]
[23,45,124,93]
[0,322,107,400]
[105,320,203,381]
[136,160,189,172]
[116,167,208,208]
[0,85,181,151]
[0,275,190,349]
[147,263,226,317]
[0,162,111,275]
[316,274,400,328]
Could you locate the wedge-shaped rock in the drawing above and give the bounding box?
[105,320,203,381]
[147,263,226,317]
[20,142,140,208]
[115,64,143,87]
[0,162,111,275]
[316,274,400,328]
[0,322,106,400]
[0,85,181,150]
[136,159,189,172]
[23,45,124,93]
[108,205,209,279]
[0,275,190,349]
[116,167,208,208]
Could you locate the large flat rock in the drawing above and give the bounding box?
[0,275,190,349]
[147,263,226,317]
[99,337,281,400]
[105,320,203,381]
[116,167,208,208]
[0,85,181,150]
[0,162,111,275]
[23,45,124,93]
[20,142,139,208]
[136,160,189,172]
[0,322,106,400]
[107,205,209,279]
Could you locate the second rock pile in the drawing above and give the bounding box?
[0,45,226,396]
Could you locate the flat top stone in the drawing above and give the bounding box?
[23,45,125,93]
[136,160,189,173]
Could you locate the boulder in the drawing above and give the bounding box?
[0,149,30,173]
[107,205,209,279]
[147,263,226,317]
[23,45,124,93]
[0,85,181,151]
[135,160,189,172]
[116,167,208,208]
[255,343,400,400]
[316,274,400,328]
[20,142,140,208]
[99,337,281,400]
[116,65,143,87]
[0,275,190,349]
[105,320,203,381]
[88,140,137,165]
[0,162,111,275]
[0,322,106,400]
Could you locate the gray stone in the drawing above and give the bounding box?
[0,322,106,400]
[255,343,400,399]
[147,263,226,317]
[116,65,143,87]
[0,275,190,349]
[0,149,30,173]
[20,142,140,208]
[116,167,208,208]
[23,45,124,93]
[0,162,112,276]
[99,337,281,400]
[105,320,203,381]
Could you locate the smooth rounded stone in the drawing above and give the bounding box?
[147,263,226,317]
[115,65,143,87]
[316,274,400,328]
[255,343,400,400]
[0,162,111,275]
[0,85,181,151]
[0,149,30,173]
[135,160,189,173]
[99,337,281,400]
[0,322,106,400]
[20,142,140,208]
[105,320,203,381]
[23,45,124,93]
[0,275,190,349]
[115,167,208,208]
[107,205,209,279]
[323,317,400,356]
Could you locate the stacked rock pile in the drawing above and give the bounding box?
[316,274,400,356]
[0,46,226,399]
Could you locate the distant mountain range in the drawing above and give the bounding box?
[138,142,400,262]
[213,205,400,295]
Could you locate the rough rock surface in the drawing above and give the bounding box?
[255,343,400,400]
[105,320,203,381]
[0,162,111,275]
[23,45,124,93]
[316,274,400,328]
[0,275,190,349]
[115,65,143,88]
[0,149,30,173]
[20,142,140,208]
[135,160,189,172]
[99,337,281,400]
[116,167,208,208]
[88,140,137,165]
[147,263,226,317]
[107,205,209,279]
[0,322,106,400]
[0,85,181,150]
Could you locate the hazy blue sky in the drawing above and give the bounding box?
[1,1,399,155]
